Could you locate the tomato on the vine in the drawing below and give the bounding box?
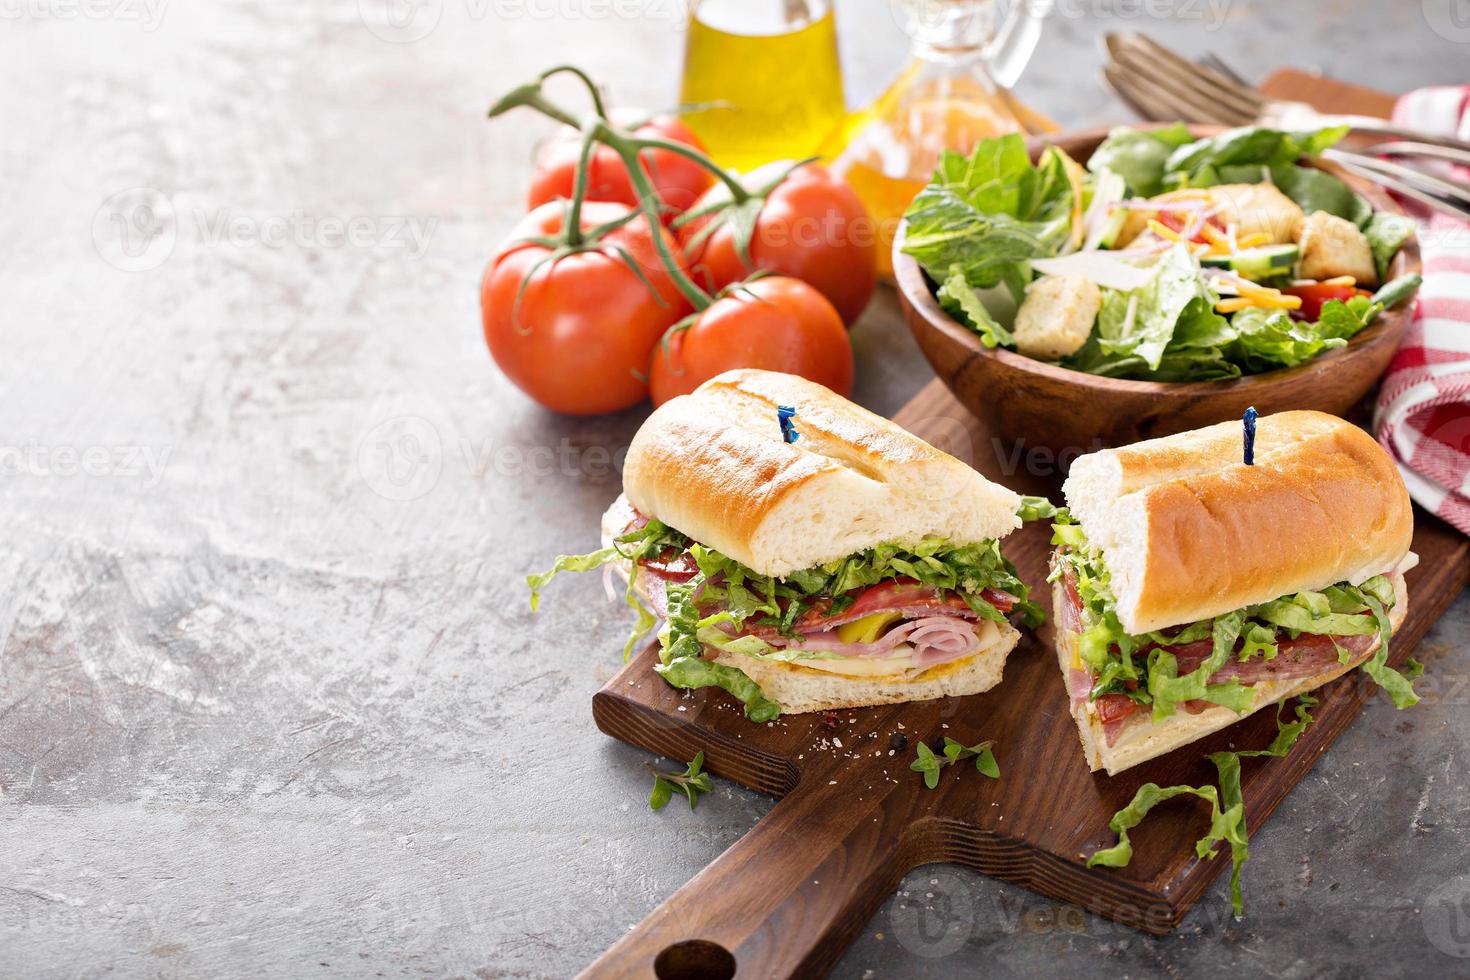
[649,277,853,406]
[678,161,877,325]
[482,201,693,415]
[528,112,714,221]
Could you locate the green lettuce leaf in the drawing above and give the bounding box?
[1091,243,1210,371]
[902,134,1075,299]
[1162,125,1349,182]
[937,268,1014,348]
[1363,213,1416,281]
[1227,306,1346,372]
[1087,122,1194,196]
[654,655,781,723]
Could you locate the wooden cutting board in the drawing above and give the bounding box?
[579,72,1463,978]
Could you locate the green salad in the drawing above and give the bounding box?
[901,125,1420,381]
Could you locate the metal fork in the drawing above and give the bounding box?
[1101,32,1470,155]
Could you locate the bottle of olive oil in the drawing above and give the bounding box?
[825,0,1054,279]
[678,0,846,174]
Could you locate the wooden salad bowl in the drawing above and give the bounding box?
[894,124,1422,453]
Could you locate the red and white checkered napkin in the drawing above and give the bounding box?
[1372,86,1470,534]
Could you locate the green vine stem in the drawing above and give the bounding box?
[491,71,751,311]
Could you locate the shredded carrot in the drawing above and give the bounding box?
[1236,232,1271,249]
[1200,223,1229,245]
[1146,219,1182,243]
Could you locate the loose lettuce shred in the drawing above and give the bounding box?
[1088,694,1318,918]
[1048,516,1419,718]
[531,529,1040,723]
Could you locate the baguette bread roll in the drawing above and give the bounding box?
[1062,411,1412,635]
[1056,572,1409,775]
[623,369,1022,578]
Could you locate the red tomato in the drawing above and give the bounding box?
[1283,281,1372,321]
[648,277,853,406]
[482,201,693,415]
[678,161,877,325]
[527,112,715,221]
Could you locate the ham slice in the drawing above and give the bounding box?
[765,615,982,668]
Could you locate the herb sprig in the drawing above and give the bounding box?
[911,737,1000,789]
[647,751,713,811]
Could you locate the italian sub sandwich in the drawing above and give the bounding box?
[1051,410,1419,775]
[530,369,1041,721]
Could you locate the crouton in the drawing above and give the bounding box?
[1296,209,1378,286]
[1014,275,1101,360]
[1208,183,1304,243]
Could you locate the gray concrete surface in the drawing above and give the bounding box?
[2,1,1468,977]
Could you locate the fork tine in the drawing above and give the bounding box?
[1106,44,1253,125]
[1103,64,1231,126]
[1198,52,1251,88]
[1124,34,1267,111]
[1102,64,1176,122]
[1111,34,1261,124]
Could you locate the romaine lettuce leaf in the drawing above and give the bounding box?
[1363,214,1416,281]
[1087,122,1194,196]
[1162,125,1349,181]
[902,134,1076,299]
[936,268,1014,348]
[1091,243,1212,371]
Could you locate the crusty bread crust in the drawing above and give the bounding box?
[622,370,1021,578]
[1062,411,1413,635]
[1053,573,1409,775]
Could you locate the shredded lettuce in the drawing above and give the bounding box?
[1052,521,1417,717]
[1090,694,1318,917]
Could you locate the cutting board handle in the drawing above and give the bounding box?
[578,774,912,979]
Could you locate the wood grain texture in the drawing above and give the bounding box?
[584,380,1470,978]
[894,126,1421,452]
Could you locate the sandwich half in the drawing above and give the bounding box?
[1052,410,1419,775]
[531,368,1038,721]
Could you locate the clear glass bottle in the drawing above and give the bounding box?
[826,0,1053,278]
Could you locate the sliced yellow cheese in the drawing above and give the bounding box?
[835,610,904,645]
[797,645,917,677]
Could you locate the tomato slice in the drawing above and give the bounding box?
[1284,282,1372,321]
[1095,693,1144,725]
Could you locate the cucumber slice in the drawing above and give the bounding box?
[1201,243,1299,278]
[1097,207,1129,249]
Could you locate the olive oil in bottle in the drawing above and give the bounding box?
[678,0,846,174]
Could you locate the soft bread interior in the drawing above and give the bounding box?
[1061,411,1413,635]
[1054,571,1409,775]
[623,370,1022,578]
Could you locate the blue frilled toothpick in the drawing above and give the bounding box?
[1243,406,1257,466]
[777,405,800,444]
